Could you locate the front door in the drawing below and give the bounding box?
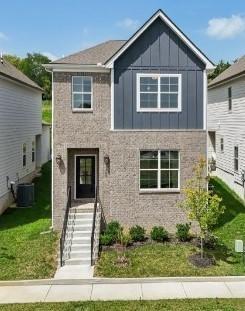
[76,156,95,199]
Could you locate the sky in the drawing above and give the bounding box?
[0,0,245,63]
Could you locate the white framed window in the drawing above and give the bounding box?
[72,76,93,111]
[234,146,239,172]
[220,138,224,153]
[32,141,35,162]
[136,73,182,112]
[22,143,27,167]
[140,150,180,191]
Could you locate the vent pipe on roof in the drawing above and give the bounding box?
[0,52,3,64]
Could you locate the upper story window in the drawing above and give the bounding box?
[72,76,93,111]
[234,146,239,172]
[140,150,180,191]
[22,143,27,167]
[32,141,35,162]
[228,87,232,111]
[137,74,182,112]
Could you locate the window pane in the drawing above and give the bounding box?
[140,151,158,169]
[170,84,178,92]
[170,77,178,84]
[140,170,158,189]
[170,151,178,160]
[140,93,158,108]
[161,77,169,85]
[140,77,158,92]
[160,94,169,108]
[161,151,169,169]
[169,94,178,108]
[73,94,83,108]
[161,170,169,188]
[82,78,91,92]
[170,170,178,188]
[160,84,169,92]
[82,94,91,108]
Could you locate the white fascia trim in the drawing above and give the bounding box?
[136,73,182,112]
[44,64,110,73]
[203,70,207,131]
[105,11,215,70]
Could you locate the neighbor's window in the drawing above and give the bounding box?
[32,141,35,162]
[72,76,92,110]
[137,74,181,111]
[234,146,239,171]
[140,150,179,190]
[22,143,27,167]
[228,87,232,111]
[220,138,224,153]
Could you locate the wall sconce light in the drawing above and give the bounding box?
[104,154,110,166]
[56,154,62,165]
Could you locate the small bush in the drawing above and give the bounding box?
[100,234,114,246]
[129,225,145,242]
[118,231,132,247]
[104,221,122,243]
[150,226,168,242]
[204,233,219,249]
[176,223,191,241]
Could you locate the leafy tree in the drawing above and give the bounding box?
[180,157,225,258]
[5,53,52,100]
[208,60,231,81]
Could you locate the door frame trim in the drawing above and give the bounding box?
[74,154,97,200]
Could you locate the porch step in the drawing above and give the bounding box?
[69,244,91,252]
[69,212,93,219]
[65,258,91,266]
[67,224,92,231]
[69,250,91,259]
[65,237,91,245]
[66,230,91,238]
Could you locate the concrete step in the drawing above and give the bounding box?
[65,237,91,245]
[67,219,93,227]
[69,244,91,252]
[68,213,93,220]
[70,250,91,259]
[65,258,91,265]
[67,224,92,231]
[66,231,91,238]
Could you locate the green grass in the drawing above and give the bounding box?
[95,177,245,277]
[42,100,52,124]
[0,162,58,280]
[1,300,245,311]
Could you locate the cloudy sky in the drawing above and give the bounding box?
[0,0,244,63]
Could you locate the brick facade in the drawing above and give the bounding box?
[53,72,206,232]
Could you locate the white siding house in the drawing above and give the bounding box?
[208,56,245,200]
[0,57,44,213]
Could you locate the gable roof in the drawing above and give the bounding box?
[105,9,215,69]
[0,57,43,91]
[208,55,245,88]
[53,40,126,65]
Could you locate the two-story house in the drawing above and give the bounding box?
[45,10,214,267]
[208,56,245,200]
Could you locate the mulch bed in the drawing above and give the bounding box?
[189,253,216,268]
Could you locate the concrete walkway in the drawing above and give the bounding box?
[0,277,245,303]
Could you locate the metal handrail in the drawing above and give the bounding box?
[91,186,101,265]
[59,186,71,267]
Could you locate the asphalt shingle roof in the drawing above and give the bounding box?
[53,40,126,65]
[209,55,245,88]
[0,57,42,91]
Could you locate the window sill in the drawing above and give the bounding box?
[72,108,93,113]
[137,109,181,113]
[139,189,180,194]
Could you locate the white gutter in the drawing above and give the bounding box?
[43,63,110,73]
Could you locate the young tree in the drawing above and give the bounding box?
[208,60,231,81]
[180,157,225,258]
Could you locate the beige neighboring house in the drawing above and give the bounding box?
[208,56,245,200]
[45,10,214,268]
[0,56,50,214]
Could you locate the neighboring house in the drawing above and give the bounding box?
[41,122,51,165]
[45,9,214,266]
[208,56,245,200]
[0,56,47,214]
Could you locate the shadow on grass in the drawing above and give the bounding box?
[210,177,245,229]
[0,161,52,231]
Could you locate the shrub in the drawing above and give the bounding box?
[103,221,122,243]
[176,223,191,241]
[118,231,132,247]
[100,234,114,246]
[150,226,168,242]
[129,225,146,242]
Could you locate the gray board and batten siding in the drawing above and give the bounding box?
[114,17,205,130]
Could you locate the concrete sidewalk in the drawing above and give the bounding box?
[0,277,245,303]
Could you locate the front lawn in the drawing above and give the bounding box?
[95,177,245,277]
[42,100,52,124]
[0,162,58,280]
[1,299,245,311]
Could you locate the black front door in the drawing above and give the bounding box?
[76,156,95,198]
